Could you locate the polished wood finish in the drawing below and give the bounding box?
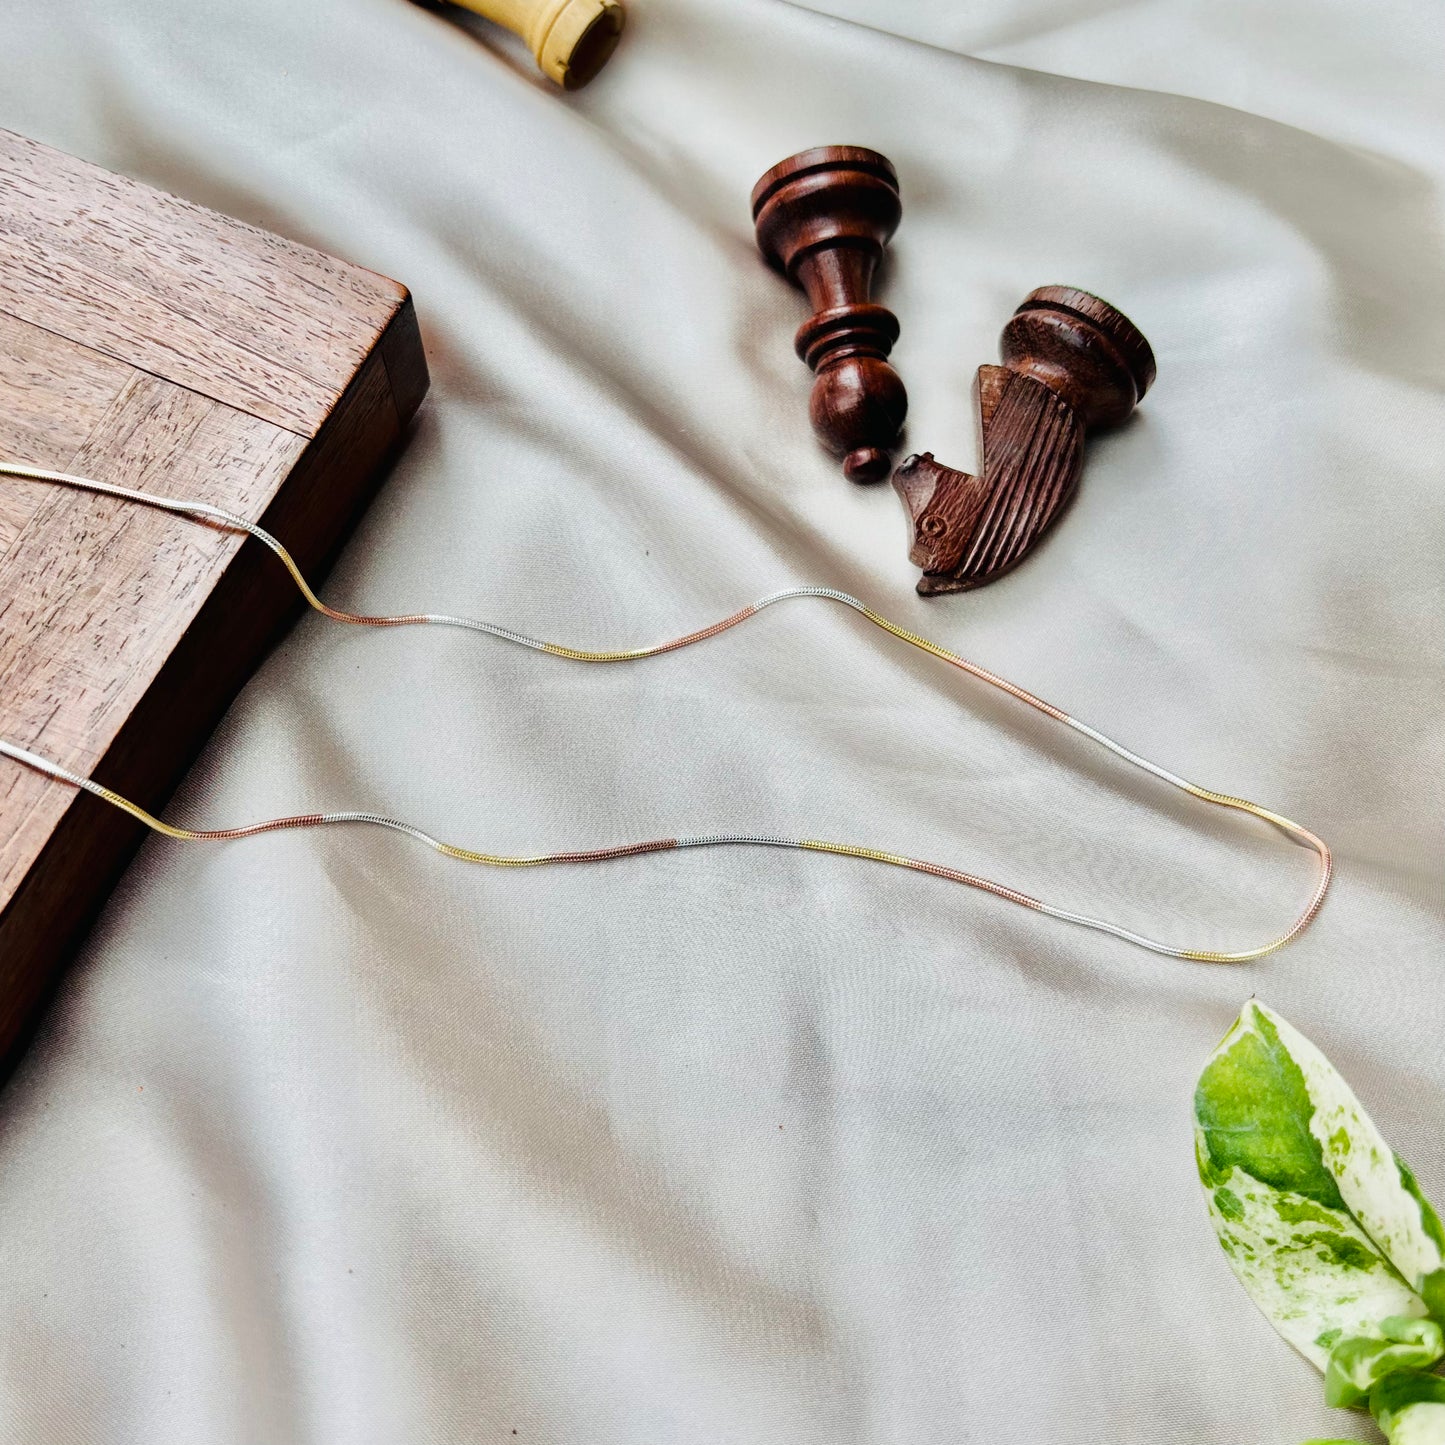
[415,0,625,88]
[894,287,1154,594]
[0,129,429,1072]
[751,147,906,484]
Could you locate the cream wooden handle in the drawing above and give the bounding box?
[449,0,625,87]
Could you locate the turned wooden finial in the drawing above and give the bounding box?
[752,146,907,483]
[894,286,1155,594]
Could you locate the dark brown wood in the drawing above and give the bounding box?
[0,129,429,1074]
[751,146,906,483]
[894,287,1154,594]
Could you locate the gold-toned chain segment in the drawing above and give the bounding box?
[0,461,1332,964]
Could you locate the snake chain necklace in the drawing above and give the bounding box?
[0,460,1331,964]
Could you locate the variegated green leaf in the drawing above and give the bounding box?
[1273,1006,1445,1313]
[1194,1000,1445,1400]
[1324,1315,1444,1407]
[1371,1372,1445,1444]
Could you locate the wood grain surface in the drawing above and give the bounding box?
[0,129,429,1071]
[894,287,1155,595]
[751,146,907,485]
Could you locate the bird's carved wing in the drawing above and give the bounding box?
[893,366,1085,594]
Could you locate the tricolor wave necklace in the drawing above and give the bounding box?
[0,461,1331,964]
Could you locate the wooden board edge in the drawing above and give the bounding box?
[0,342,429,1079]
[0,128,419,437]
[378,293,430,427]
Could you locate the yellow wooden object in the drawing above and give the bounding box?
[450,0,625,88]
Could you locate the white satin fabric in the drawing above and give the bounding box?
[1,2,1443,1441]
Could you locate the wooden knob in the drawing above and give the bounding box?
[752,146,907,483]
[894,288,1155,594]
[1002,287,1156,430]
[424,0,626,88]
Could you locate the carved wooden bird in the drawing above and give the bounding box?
[894,287,1155,594]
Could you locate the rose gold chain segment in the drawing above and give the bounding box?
[0,461,1332,963]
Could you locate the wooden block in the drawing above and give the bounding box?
[0,130,429,1071]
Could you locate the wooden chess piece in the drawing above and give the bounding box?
[894,287,1155,594]
[419,0,625,88]
[751,146,906,484]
